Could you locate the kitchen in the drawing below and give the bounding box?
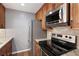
[0,3,79,56]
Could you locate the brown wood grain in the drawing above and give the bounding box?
[55,3,63,9]
[34,41,41,56]
[15,50,32,56]
[0,40,12,56]
[35,3,63,30]
[70,3,79,28]
[0,4,5,28]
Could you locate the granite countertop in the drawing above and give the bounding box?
[35,38,51,43]
[62,49,79,56]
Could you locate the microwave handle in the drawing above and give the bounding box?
[59,9,63,23]
[59,9,62,19]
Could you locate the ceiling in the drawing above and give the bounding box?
[3,3,43,13]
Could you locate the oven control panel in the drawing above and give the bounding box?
[52,33,76,43]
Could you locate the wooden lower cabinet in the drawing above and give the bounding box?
[34,41,41,56]
[14,50,32,56]
[0,40,12,56]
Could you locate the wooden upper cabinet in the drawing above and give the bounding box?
[47,3,55,12]
[35,3,65,30]
[35,6,43,21]
[0,4,5,28]
[38,9,43,21]
[42,4,48,16]
[55,3,63,9]
[41,4,48,30]
[35,11,39,20]
[70,3,79,28]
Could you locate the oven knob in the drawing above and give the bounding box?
[65,36,68,38]
[69,36,72,39]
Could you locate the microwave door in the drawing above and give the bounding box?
[59,9,62,19]
[59,9,63,23]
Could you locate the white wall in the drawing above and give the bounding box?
[5,9,34,52]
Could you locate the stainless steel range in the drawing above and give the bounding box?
[39,33,77,56]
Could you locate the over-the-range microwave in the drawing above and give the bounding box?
[46,4,70,27]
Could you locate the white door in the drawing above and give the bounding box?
[13,15,31,51]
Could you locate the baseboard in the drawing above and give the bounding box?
[12,48,31,55]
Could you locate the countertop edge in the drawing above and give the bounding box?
[35,38,51,43]
[0,37,13,49]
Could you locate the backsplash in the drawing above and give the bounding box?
[47,26,79,49]
[51,27,74,35]
[0,29,15,40]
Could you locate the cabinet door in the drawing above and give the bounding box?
[37,9,43,21]
[35,8,43,21]
[47,3,55,12]
[42,4,48,30]
[0,4,5,28]
[35,12,38,20]
[39,9,43,21]
[0,44,7,56]
[55,3,63,9]
[34,41,41,56]
[6,40,12,56]
[36,11,40,20]
[0,40,12,56]
[70,3,79,28]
